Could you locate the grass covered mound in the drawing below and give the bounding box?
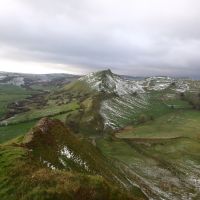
[0,118,146,200]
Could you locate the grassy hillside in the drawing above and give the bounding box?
[0,145,137,200]
[0,121,37,143]
[97,108,200,199]
[0,118,146,200]
[97,136,200,199]
[116,109,200,139]
[2,102,79,125]
[0,80,88,143]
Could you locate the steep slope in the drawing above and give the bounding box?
[0,118,147,200]
[23,118,118,177]
[78,70,200,129]
[80,69,144,95]
[78,70,149,129]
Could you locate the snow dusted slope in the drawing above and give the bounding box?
[140,76,190,93]
[79,70,196,129]
[100,94,149,129]
[141,76,173,91]
[80,69,144,95]
[80,70,149,129]
[0,72,79,87]
[7,77,25,86]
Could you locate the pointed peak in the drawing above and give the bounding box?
[80,69,117,82]
[79,68,143,95]
[102,69,112,74]
[95,69,114,76]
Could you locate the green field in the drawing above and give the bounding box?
[0,109,80,144]
[97,103,200,199]
[0,121,37,143]
[30,83,58,91]
[0,85,39,143]
[2,101,80,125]
[97,131,200,199]
[116,109,200,139]
[0,85,34,119]
[0,102,81,144]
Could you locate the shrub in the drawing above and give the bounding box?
[150,115,154,120]
[138,114,147,124]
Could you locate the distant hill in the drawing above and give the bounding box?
[0,71,80,88]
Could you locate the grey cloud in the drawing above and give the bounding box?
[0,0,200,77]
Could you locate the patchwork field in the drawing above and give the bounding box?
[1,102,80,125]
[0,85,34,119]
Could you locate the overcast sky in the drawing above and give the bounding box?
[0,0,200,76]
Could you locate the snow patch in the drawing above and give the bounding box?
[43,160,56,170]
[0,75,6,80]
[60,146,89,171]
[8,77,25,86]
[80,71,144,95]
[100,94,149,129]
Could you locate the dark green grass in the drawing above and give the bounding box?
[0,144,134,200]
[142,137,200,162]
[0,122,140,200]
[0,85,34,118]
[0,110,80,144]
[139,92,192,121]
[96,137,146,164]
[97,135,200,199]
[116,110,200,139]
[0,121,37,143]
[111,91,191,128]
[30,83,58,91]
[3,102,80,125]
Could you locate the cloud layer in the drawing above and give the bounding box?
[0,0,200,76]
